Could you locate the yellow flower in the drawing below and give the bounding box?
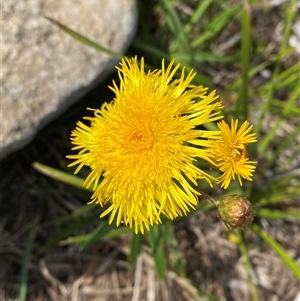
[209,119,257,189]
[67,57,223,233]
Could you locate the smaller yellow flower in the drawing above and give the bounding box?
[209,119,257,189]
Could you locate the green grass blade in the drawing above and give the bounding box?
[257,62,300,94]
[38,215,99,255]
[60,227,133,246]
[261,125,300,174]
[136,1,152,42]
[184,0,213,33]
[191,4,242,48]
[173,51,235,63]
[237,230,260,301]
[254,189,299,207]
[131,40,170,59]
[45,17,123,59]
[165,221,186,276]
[101,227,133,239]
[258,85,299,154]
[148,225,167,279]
[42,203,96,227]
[33,162,91,191]
[252,174,299,206]
[255,208,300,220]
[270,99,300,116]
[159,0,189,51]
[236,2,251,120]
[274,62,300,86]
[130,41,215,87]
[81,222,115,250]
[270,124,300,167]
[18,222,38,301]
[280,0,298,56]
[225,47,294,93]
[255,0,298,134]
[251,223,300,280]
[127,233,143,264]
[279,154,300,174]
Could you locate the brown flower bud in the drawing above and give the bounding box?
[217,195,254,229]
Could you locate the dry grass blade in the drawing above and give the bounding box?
[39,259,68,297]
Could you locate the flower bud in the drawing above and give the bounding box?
[217,195,254,229]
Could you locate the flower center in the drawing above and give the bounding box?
[229,147,246,162]
[128,130,155,152]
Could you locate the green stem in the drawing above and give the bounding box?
[237,230,260,301]
[236,0,250,120]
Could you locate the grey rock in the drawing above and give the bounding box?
[1,0,138,159]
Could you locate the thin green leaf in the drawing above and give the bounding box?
[131,41,214,87]
[103,227,134,239]
[257,62,300,94]
[279,153,300,174]
[172,53,226,87]
[38,215,99,255]
[270,99,300,116]
[127,233,143,264]
[42,203,96,228]
[148,225,167,279]
[159,0,189,51]
[274,73,299,89]
[251,223,300,280]
[131,40,170,59]
[137,1,152,42]
[81,221,115,250]
[275,61,300,84]
[258,192,299,207]
[60,227,132,246]
[18,221,39,301]
[236,2,251,120]
[165,221,186,276]
[225,47,294,93]
[270,125,300,165]
[258,108,299,159]
[184,0,213,33]
[173,51,235,63]
[264,171,299,188]
[255,208,300,220]
[255,0,298,134]
[45,17,123,59]
[33,162,91,191]
[191,4,242,48]
[253,181,299,206]
[237,230,260,301]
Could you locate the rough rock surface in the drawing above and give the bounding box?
[1,0,137,159]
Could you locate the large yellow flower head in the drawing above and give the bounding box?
[68,57,224,233]
[208,119,257,189]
